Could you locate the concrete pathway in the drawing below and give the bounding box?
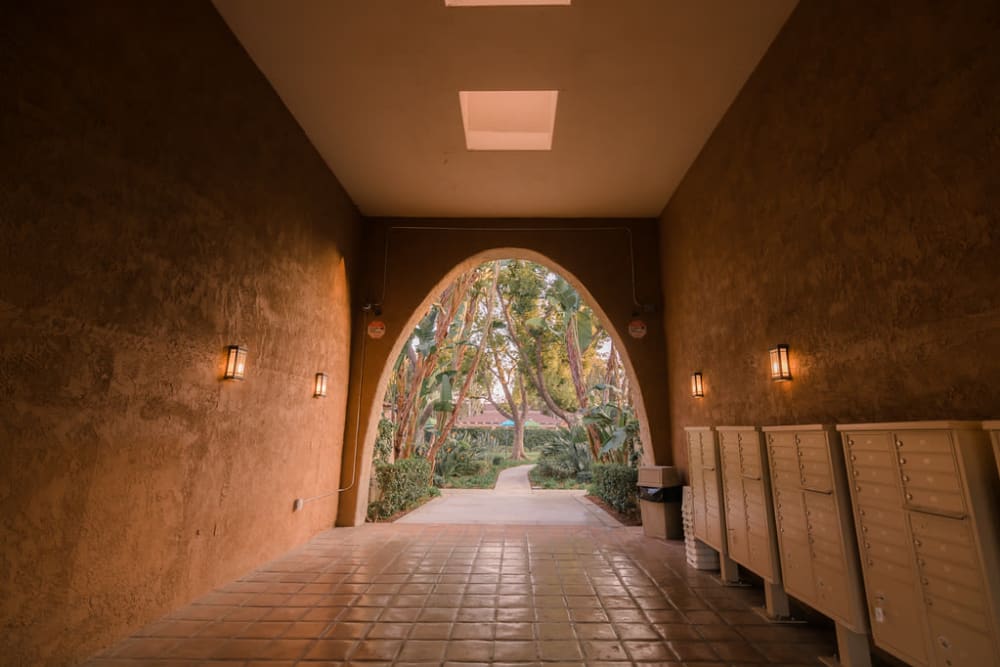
[396,464,621,526]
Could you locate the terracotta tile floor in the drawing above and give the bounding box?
[84,524,853,666]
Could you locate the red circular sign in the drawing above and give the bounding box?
[367,320,386,340]
[628,318,647,339]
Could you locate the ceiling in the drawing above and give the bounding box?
[213,0,797,218]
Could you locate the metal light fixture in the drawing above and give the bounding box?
[769,344,792,381]
[314,372,329,398]
[691,372,704,398]
[224,345,248,380]
[222,345,247,380]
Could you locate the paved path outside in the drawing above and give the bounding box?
[396,464,621,526]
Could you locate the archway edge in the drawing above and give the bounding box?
[337,220,670,527]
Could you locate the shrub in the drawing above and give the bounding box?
[435,438,486,480]
[590,463,638,514]
[367,458,433,521]
[374,418,394,464]
[447,427,562,453]
[534,426,591,480]
[536,458,577,480]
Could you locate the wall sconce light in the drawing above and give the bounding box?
[691,372,704,398]
[224,345,248,380]
[769,344,792,381]
[314,372,329,398]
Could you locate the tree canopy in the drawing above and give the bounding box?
[381,259,642,477]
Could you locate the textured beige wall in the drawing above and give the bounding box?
[337,219,670,526]
[660,0,1000,469]
[0,3,361,665]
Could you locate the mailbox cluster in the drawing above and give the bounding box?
[685,421,1000,667]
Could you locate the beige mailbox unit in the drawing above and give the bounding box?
[717,426,789,618]
[838,421,1000,667]
[684,426,739,582]
[762,425,870,667]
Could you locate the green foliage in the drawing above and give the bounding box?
[446,427,561,452]
[529,465,588,489]
[435,437,487,479]
[374,418,394,464]
[534,426,591,480]
[367,458,434,521]
[523,429,560,450]
[582,399,642,465]
[590,463,638,514]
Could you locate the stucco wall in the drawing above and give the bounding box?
[0,3,361,665]
[337,219,669,526]
[660,0,1000,469]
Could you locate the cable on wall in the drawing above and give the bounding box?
[295,307,371,509]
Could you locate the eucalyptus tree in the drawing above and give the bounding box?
[382,258,641,472]
[389,263,497,461]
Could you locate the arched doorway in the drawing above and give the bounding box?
[338,221,670,527]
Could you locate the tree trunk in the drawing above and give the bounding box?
[511,421,526,461]
[565,315,601,458]
[426,263,499,477]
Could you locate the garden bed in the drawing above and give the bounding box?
[369,491,439,523]
[528,466,588,489]
[584,493,642,526]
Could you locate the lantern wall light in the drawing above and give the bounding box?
[691,372,704,398]
[224,345,248,380]
[769,344,792,381]
[314,372,329,398]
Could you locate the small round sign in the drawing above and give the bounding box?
[367,320,386,340]
[627,318,647,339]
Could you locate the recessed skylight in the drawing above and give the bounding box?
[459,90,559,151]
[445,0,571,6]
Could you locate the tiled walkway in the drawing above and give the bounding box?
[85,524,842,666]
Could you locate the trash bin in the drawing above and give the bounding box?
[637,466,683,539]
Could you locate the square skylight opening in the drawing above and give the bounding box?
[445,1,571,6]
[459,90,559,151]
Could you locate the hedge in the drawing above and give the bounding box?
[590,463,638,514]
[448,427,561,451]
[367,458,433,521]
